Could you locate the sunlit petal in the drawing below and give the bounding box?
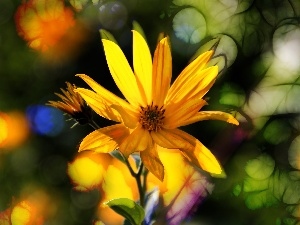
[152,37,172,106]
[111,104,139,129]
[164,98,207,129]
[79,124,130,153]
[102,39,145,107]
[140,144,164,181]
[119,126,152,158]
[151,128,192,150]
[180,111,239,126]
[152,129,222,174]
[133,30,152,105]
[75,87,122,122]
[167,66,218,104]
[77,74,134,111]
[166,50,213,103]
[182,139,222,174]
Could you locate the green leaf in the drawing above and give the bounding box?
[289,135,300,170]
[104,198,145,225]
[69,0,88,11]
[245,190,278,209]
[264,120,291,145]
[245,154,275,180]
[99,29,117,44]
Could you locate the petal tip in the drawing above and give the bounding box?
[228,117,239,125]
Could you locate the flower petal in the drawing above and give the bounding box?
[79,124,130,153]
[167,66,218,104]
[180,111,239,126]
[166,50,213,103]
[164,98,207,129]
[140,144,164,181]
[119,126,152,158]
[75,87,122,122]
[77,74,137,113]
[102,39,145,107]
[151,129,192,150]
[182,139,222,175]
[151,129,222,174]
[111,104,139,129]
[152,37,172,106]
[133,30,152,105]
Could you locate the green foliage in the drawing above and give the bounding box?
[263,120,292,145]
[104,198,145,225]
[219,83,245,107]
[234,153,300,223]
[245,154,275,180]
[69,0,89,11]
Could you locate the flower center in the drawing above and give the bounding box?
[139,104,165,132]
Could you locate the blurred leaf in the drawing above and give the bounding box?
[289,171,300,180]
[235,153,300,218]
[104,198,145,225]
[289,135,300,170]
[245,190,278,209]
[233,184,242,196]
[243,176,269,193]
[263,120,291,145]
[172,0,263,54]
[245,154,275,180]
[69,0,88,11]
[191,34,238,73]
[172,8,206,44]
[256,0,296,26]
[219,83,245,107]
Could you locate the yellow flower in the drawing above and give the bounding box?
[68,147,213,225]
[76,30,239,181]
[48,82,92,126]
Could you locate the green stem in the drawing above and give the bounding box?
[125,159,146,208]
[88,120,146,224]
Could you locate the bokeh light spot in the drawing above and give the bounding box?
[26,105,64,137]
[273,25,300,71]
[173,8,206,44]
[0,114,8,145]
[0,111,30,150]
[98,1,128,30]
